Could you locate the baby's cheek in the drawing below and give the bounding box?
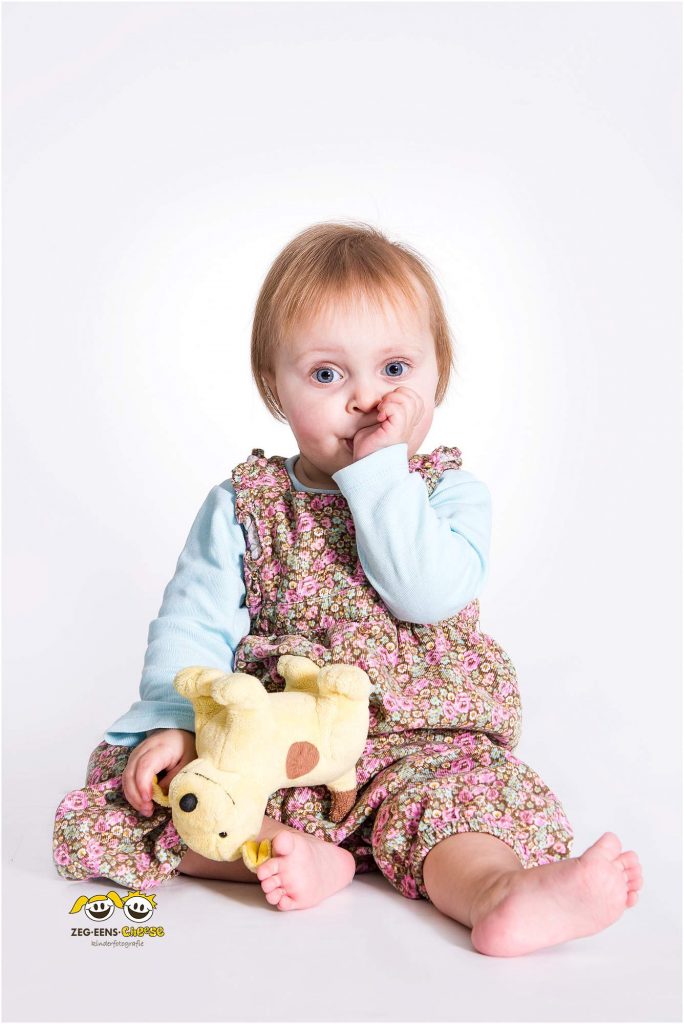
[410,404,435,455]
[417,397,434,428]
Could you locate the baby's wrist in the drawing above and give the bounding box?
[145,727,194,741]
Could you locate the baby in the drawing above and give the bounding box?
[54,221,642,956]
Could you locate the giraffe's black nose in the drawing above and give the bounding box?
[179,793,198,812]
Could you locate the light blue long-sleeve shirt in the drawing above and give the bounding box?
[104,444,491,747]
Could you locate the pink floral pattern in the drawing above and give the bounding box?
[52,741,187,891]
[52,445,573,900]
[231,446,522,746]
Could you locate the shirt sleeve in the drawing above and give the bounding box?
[332,443,491,624]
[103,480,251,748]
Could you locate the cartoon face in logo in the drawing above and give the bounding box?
[85,897,117,921]
[69,892,123,919]
[122,892,156,923]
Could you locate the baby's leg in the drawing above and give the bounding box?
[53,741,187,891]
[366,730,642,954]
[179,814,356,910]
[423,829,643,957]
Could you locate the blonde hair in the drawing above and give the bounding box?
[251,221,455,422]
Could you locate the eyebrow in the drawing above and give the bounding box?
[294,345,425,365]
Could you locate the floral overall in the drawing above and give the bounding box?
[53,446,573,899]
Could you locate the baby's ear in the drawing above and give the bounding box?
[263,370,280,404]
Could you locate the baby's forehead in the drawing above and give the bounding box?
[287,285,430,344]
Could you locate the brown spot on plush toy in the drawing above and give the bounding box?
[151,655,371,871]
[286,741,320,779]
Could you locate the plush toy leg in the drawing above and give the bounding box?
[317,663,371,702]
[328,766,359,822]
[241,839,272,872]
[277,655,321,694]
[329,789,357,822]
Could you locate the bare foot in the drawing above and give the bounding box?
[255,830,356,911]
[470,832,643,957]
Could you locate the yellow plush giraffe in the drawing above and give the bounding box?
[152,655,371,871]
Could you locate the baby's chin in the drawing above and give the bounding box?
[293,451,343,490]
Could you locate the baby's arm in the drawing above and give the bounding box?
[332,443,491,624]
[106,481,251,808]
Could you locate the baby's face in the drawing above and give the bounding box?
[265,283,439,489]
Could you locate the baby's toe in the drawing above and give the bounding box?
[256,858,280,880]
[260,875,282,895]
[595,832,622,858]
[264,884,286,906]
[582,832,623,868]
[626,865,643,892]
[277,894,297,911]
[271,830,295,857]
[619,850,640,870]
[618,852,642,886]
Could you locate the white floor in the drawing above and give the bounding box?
[3,791,681,1023]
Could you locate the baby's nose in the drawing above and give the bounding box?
[347,383,385,415]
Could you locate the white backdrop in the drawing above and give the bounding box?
[3,3,681,1022]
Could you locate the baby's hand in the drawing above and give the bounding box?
[351,386,425,462]
[122,728,197,817]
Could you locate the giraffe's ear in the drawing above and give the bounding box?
[173,667,228,733]
[173,667,227,701]
[151,776,172,807]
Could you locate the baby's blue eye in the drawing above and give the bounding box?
[312,367,342,384]
[385,361,409,377]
